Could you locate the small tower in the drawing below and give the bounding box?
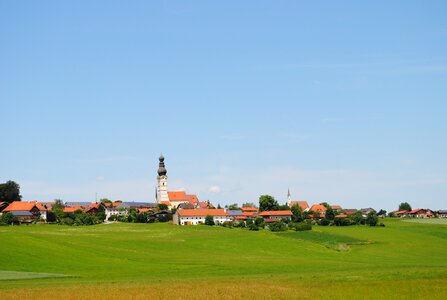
[287,188,292,207]
[156,154,169,203]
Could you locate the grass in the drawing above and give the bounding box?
[0,219,446,299]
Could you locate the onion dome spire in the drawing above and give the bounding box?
[158,153,167,176]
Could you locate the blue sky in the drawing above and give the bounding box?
[1,1,446,211]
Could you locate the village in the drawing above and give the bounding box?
[0,155,445,228]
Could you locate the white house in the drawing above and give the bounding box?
[173,209,231,225]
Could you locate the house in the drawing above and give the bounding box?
[3,201,42,222]
[258,210,293,223]
[288,201,310,211]
[393,210,410,217]
[241,207,258,213]
[167,191,201,208]
[331,205,343,211]
[344,209,358,216]
[196,201,214,209]
[408,209,434,218]
[173,209,231,225]
[226,210,245,221]
[436,210,447,218]
[360,208,376,216]
[35,203,49,220]
[309,204,327,214]
[65,202,93,207]
[84,202,105,215]
[151,210,173,222]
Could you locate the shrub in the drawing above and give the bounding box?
[254,216,265,228]
[136,213,148,223]
[295,222,312,231]
[269,221,288,232]
[46,211,56,223]
[205,215,215,226]
[61,218,74,226]
[334,217,350,226]
[108,215,117,221]
[0,212,18,225]
[248,223,259,231]
[222,221,234,228]
[366,211,379,226]
[318,218,330,226]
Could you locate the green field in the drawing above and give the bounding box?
[0,219,446,299]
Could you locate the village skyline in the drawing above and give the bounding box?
[1,1,446,212]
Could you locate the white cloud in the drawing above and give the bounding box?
[208,185,222,193]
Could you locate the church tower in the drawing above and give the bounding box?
[156,154,169,203]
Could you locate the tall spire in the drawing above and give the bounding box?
[158,153,167,176]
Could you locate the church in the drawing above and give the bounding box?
[155,154,209,209]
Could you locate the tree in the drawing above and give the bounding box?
[228,203,239,210]
[100,198,112,204]
[242,202,256,208]
[1,212,18,224]
[366,211,378,226]
[205,215,215,226]
[325,207,335,220]
[291,205,303,222]
[259,195,279,212]
[52,199,65,211]
[136,213,148,223]
[278,204,291,211]
[351,211,365,225]
[0,181,22,203]
[157,203,168,211]
[217,204,222,209]
[377,209,387,217]
[398,202,412,211]
[46,211,56,222]
[254,216,265,228]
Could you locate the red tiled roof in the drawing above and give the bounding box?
[178,209,228,217]
[288,201,309,211]
[168,191,187,201]
[331,205,342,210]
[258,210,293,216]
[161,201,171,206]
[63,206,85,213]
[243,212,258,217]
[335,214,348,218]
[309,204,327,212]
[3,201,36,212]
[138,208,154,213]
[394,210,409,215]
[35,203,49,211]
[185,194,199,204]
[241,207,259,212]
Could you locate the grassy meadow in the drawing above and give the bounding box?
[0,219,446,299]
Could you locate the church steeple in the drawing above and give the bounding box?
[158,153,167,176]
[156,154,169,203]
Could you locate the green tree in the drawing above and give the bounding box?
[100,198,112,204]
[366,211,378,226]
[228,203,239,210]
[136,213,148,223]
[205,215,215,226]
[325,207,335,220]
[254,216,265,228]
[52,199,65,211]
[0,181,22,203]
[377,209,387,216]
[398,202,412,211]
[217,204,222,209]
[242,202,256,208]
[291,205,303,222]
[258,195,279,212]
[278,204,291,210]
[0,212,18,224]
[157,203,168,211]
[46,211,56,222]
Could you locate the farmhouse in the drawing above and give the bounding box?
[173,209,231,225]
[258,210,293,223]
[407,209,434,218]
[3,201,43,222]
[437,210,447,218]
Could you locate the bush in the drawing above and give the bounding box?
[318,218,330,226]
[0,212,18,225]
[294,222,312,231]
[61,218,74,226]
[254,216,265,228]
[108,215,117,221]
[205,215,215,226]
[269,221,288,232]
[136,213,148,223]
[334,217,351,226]
[366,211,379,226]
[222,221,234,228]
[46,211,56,222]
[248,223,259,231]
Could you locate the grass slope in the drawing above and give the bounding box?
[0,219,446,299]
